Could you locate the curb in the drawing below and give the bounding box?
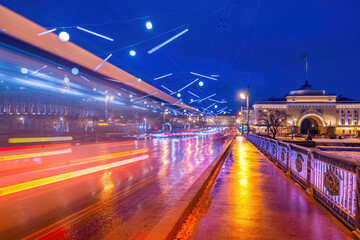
[144,136,234,240]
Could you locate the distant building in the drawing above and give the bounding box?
[252,81,360,136]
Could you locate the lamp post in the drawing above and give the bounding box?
[105,95,114,122]
[240,84,250,135]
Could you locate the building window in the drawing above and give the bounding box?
[343,130,345,134]
[341,119,345,125]
[8,105,13,114]
[31,105,35,114]
[348,110,351,114]
[349,130,352,134]
[15,105,20,114]
[348,119,351,125]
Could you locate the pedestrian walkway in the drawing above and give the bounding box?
[191,137,352,240]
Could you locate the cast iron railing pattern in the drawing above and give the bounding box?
[246,134,359,231]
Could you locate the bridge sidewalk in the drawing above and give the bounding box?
[191,137,352,240]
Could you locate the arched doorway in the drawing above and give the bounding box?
[300,118,319,134]
[162,122,172,132]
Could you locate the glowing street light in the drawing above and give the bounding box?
[199,81,204,87]
[130,50,136,56]
[177,93,181,98]
[21,68,28,74]
[146,21,153,30]
[59,31,70,42]
[239,85,250,135]
[71,68,79,75]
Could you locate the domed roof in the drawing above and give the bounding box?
[287,80,325,96]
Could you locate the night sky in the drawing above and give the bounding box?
[2,0,360,111]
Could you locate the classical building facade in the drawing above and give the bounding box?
[252,81,360,136]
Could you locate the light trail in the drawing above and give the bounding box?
[217,107,228,112]
[133,92,158,101]
[0,149,72,162]
[188,91,200,98]
[154,73,173,81]
[176,78,199,93]
[148,28,189,54]
[199,93,216,102]
[38,28,57,36]
[26,65,47,78]
[8,136,73,143]
[161,85,174,93]
[0,154,149,197]
[209,98,225,103]
[203,103,215,110]
[1,148,149,178]
[80,75,90,82]
[76,26,114,41]
[93,53,112,72]
[0,143,72,152]
[190,72,218,81]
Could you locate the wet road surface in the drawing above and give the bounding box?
[192,137,352,240]
[0,135,228,239]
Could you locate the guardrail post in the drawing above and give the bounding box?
[353,164,360,239]
[274,141,279,166]
[306,151,314,196]
[286,145,291,176]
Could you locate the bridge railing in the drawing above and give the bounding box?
[246,134,359,232]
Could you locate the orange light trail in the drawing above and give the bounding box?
[0,143,72,152]
[8,136,73,143]
[1,148,149,176]
[0,149,72,162]
[0,154,149,197]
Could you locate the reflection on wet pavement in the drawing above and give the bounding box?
[192,137,352,240]
[0,136,227,239]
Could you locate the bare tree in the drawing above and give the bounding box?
[258,110,287,139]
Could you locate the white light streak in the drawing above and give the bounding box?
[190,72,217,81]
[134,92,158,101]
[217,107,228,112]
[154,73,173,80]
[76,26,114,41]
[38,28,57,36]
[211,75,220,77]
[93,54,112,72]
[199,93,216,102]
[0,29,6,33]
[172,99,182,106]
[188,91,200,98]
[80,75,90,82]
[148,28,189,54]
[161,85,174,93]
[209,99,226,103]
[204,103,215,110]
[26,65,47,78]
[104,77,132,85]
[177,78,199,93]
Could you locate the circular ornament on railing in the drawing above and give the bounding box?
[323,171,340,196]
[295,154,303,173]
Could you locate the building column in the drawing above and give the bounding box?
[339,109,342,125]
[345,109,348,125]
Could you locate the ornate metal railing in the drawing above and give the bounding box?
[246,134,359,234]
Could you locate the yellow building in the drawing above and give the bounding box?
[252,81,360,136]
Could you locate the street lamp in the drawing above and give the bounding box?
[240,85,250,135]
[105,95,114,122]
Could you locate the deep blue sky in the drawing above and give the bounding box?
[2,0,360,111]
